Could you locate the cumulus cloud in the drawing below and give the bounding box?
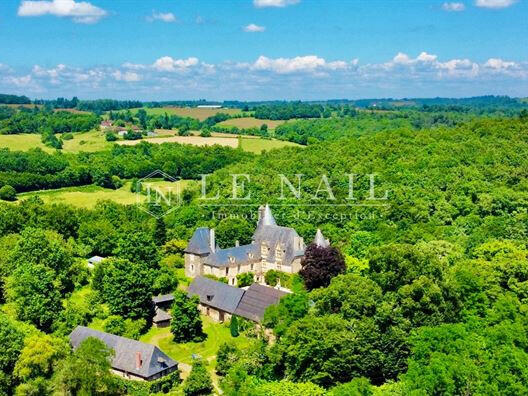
[112,70,141,82]
[1,53,527,99]
[18,0,107,24]
[152,56,200,72]
[475,0,518,8]
[253,0,300,8]
[244,23,266,32]
[146,11,177,23]
[442,2,466,11]
[251,55,350,74]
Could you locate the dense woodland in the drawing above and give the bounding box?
[0,95,528,395]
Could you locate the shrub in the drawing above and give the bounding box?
[62,132,74,140]
[0,185,17,201]
[105,132,118,141]
[236,272,254,288]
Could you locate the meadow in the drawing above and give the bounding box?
[217,116,286,130]
[17,179,193,208]
[144,106,242,121]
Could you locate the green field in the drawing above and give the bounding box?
[240,137,301,153]
[140,316,251,366]
[217,117,286,130]
[0,130,111,153]
[143,107,242,121]
[17,180,194,208]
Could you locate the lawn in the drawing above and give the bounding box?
[240,137,301,153]
[140,316,252,367]
[217,117,286,130]
[143,107,242,121]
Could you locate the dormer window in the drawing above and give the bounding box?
[206,294,213,302]
[229,256,235,263]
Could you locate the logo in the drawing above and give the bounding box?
[135,170,182,218]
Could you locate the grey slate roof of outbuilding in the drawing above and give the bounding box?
[152,294,174,305]
[153,307,172,323]
[184,227,212,255]
[188,276,244,314]
[234,283,287,322]
[69,326,177,379]
[203,244,260,268]
[88,256,105,264]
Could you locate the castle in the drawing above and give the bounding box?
[184,204,329,286]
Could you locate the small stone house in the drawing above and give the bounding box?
[69,326,178,381]
[152,294,174,328]
[187,276,288,323]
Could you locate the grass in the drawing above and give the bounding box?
[143,107,242,121]
[140,316,252,366]
[217,117,286,130]
[17,179,194,209]
[18,182,142,208]
[0,130,111,153]
[0,133,49,152]
[240,137,301,153]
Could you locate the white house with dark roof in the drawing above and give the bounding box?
[184,205,324,286]
[69,326,178,381]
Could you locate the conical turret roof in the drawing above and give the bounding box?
[314,229,330,248]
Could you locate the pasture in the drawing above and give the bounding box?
[239,137,300,153]
[143,106,242,121]
[117,135,240,149]
[217,117,286,130]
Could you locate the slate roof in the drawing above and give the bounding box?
[257,204,277,227]
[88,256,105,264]
[253,224,304,266]
[188,276,244,313]
[313,229,330,248]
[152,294,174,305]
[153,307,172,323]
[203,244,260,268]
[184,227,212,255]
[234,283,287,322]
[69,326,177,379]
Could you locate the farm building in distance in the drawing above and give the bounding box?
[187,276,287,323]
[69,326,178,381]
[184,205,328,286]
[196,105,222,109]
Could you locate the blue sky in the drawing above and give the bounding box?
[0,0,527,100]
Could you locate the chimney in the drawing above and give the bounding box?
[135,352,142,370]
[210,229,215,253]
[235,240,239,247]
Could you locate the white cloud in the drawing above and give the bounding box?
[475,0,518,8]
[442,2,466,11]
[18,0,107,24]
[152,56,199,72]
[146,11,177,23]
[112,70,141,82]
[244,23,266,32]
[251,55,350,74]
[253,0,300,8]
[484,58,517,69]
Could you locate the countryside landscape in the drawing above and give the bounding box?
[1,0,528,395]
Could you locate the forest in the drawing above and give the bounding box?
[0,96,527,395]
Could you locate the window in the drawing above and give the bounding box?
[190,264,194,272]
[225,268,229,276]
[237,265,241,273]
[250,263,254,271]
[231,278,236,285]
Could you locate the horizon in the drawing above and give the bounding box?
[1,0,527,100]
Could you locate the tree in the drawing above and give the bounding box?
[0,314,25,395]
[6,263,63,331]
[114,231,160,269]
[103,315,126,336]
[236,272,254,288]
[14,334,68,385]
[299,243,345,290]
[329,378,373,396]
[216,218,253,248]
[170,291,205,343]
[230,316,239,337]
[216,343,239,376]
[263,292,310,337]
[153,217,167,246]
[0,185,16,201]
[51,337,122,395]
[183,359,213,396]
[97,258,154,320]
